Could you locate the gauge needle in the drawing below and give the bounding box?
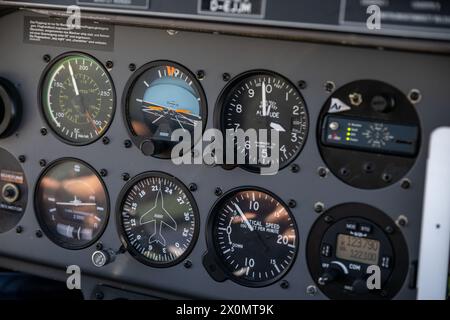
[234,203,254,232]
[262,81,267,116]
[68,62,80,96]
[270,122,286,132]
[85,111,99,135]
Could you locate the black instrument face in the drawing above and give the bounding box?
[306,203,409,300]
[218,71,308,172]
[124,61,207,158]
[118,172,199,267]
[318,80,420,189]
[40,53,115,145]
[207,188,298,287]
[0,148,27,233]
[35,159,109,249]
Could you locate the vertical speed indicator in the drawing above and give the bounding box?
[40,52,115,145]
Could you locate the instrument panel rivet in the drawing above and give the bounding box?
[306,285,317,296]
[128,63,136,72]
[280,280,289,289]
[122,173,130,181]
[43,54,51,63]
[214,187,223,196]
[324,81,335,93]
[39,159,47,167]
[16,226,23,234]
[290,164,300,173]
[396,215,408,227]
[324,215,333,223]
[408,89,422,104]
[102,136,110,145]
[105,60,114,69]
[288,200,297,208]
[298,80,307,89]
[317,167,328,178]
[314,202,325,213]
[96,243,103,250]
[18,155,26,163]
[124,139,132,148]
[222,73,231,82]
[40,128,47,136]
[184,260,193,269]
[196,70,205,80]
[95,291,104,300]
[35,230,43,238]
[385,225,394,234]
[400,179,411,189]
[189,183,198,192]
[100,169,108,177]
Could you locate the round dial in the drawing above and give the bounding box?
[118,172,199,267]
[124,61,207,158]
[40,53,115,145]
[208,188,298,287]
[35,159,109,249]
[218,71,308,172]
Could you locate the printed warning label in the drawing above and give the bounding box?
[24,16,114,51]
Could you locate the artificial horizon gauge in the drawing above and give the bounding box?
[35,159,109,249]
[0,148,28,233]
[306,203,409,300]
[118,172,199,267]
[217,70,308,173]
[124,61,207,158]
[40,52,115,145]
[204,188,298,287]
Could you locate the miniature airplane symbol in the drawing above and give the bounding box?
[139,188,177,246]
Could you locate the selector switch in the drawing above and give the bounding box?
[92,249,117,267]
[371,95,395,113]
[1,183,20,204]
[318,262,347,286]
[0,77,22,138]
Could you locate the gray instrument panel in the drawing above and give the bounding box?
[0,10,450,299]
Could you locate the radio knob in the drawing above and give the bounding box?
[0,78,22,138]
[92,249,116,267]
[370,95,395,113]
[318,263,347,285]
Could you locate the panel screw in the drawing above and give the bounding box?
[43,54,51,63]
[105,60,113,69]
[214,187,222,196]
[39,159,47,167]
[324,81,335,93]
[96,243,103,250]
[317,167,328,178]
[314,202,325,213]
[95,291,104,300]
[122,173,130,181]
[129,63,136,72]
[298,80,307,89]
[280,280,289,289]
[396,215,408,227]
[18,155,26,163]
[100,169,108,177]
[189,183,197,192]
[124,139,132,148]
[385,225,394,234]
[339,167,350,177]
[408,89,421,104]
[16,226,23,234]
[306,285,317,296]
[35,230,43,238]
[324,215,333,223]
[288,200,296,208]
[184,260,192,269]
[382,173,392,183]
[40,128,48,136]
[400,179,411,189]
[102,136,110,145]
[196,70,205,80]
[222,73,231,82]
[290,164,300,173]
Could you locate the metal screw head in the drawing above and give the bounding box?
[18,155,26,163]
[167,29,179,36]
[214,187,222,196]
[95,291,104,300]
[35,230,43,238]
[189,183,198,192]
[385,225,394,234]
[401,179,411,189]
[288,200,297,208]
[100,169,108,177]
[324,81,335,93]
[222,73,231,82]
[105,60,114,69]
[43,54,51,63]
[324,215,333,223]
[396,215,408,227]
[196,70,205,80]
[290,164,300,173]
[96,243,103,250]
[39,159,47,167]
[122,173,130,181]
[280,280,289,289]
[40,128,48,136]
[129,63,136,72]
[124,139,132,148]
[314,202,325,213]
[317,167,328,178]
[382,173,392,183]
[306,285,317,296]
[298,80,307,89]
[408,89,422,104]
[184,260,192,269]
[16,226,23,234]
[339,167,350,177]
[102,136,110,145]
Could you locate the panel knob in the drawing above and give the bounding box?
[0,77,22,138]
